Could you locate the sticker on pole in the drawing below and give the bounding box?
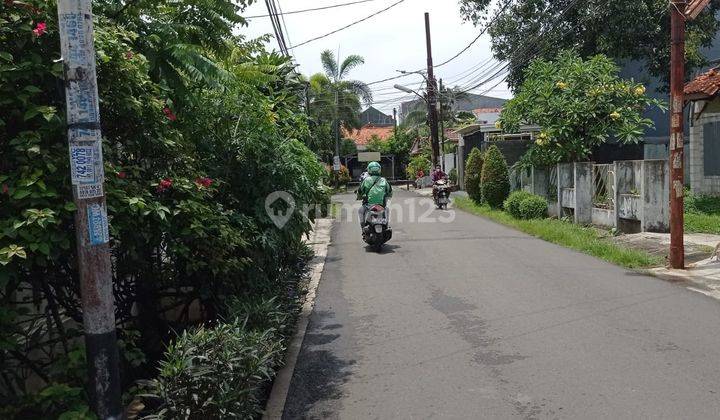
[87,203,109,246]
[333,156,341,171]
[69,130,104,199]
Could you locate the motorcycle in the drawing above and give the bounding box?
[362,204,392,252]
[433,179,450,209]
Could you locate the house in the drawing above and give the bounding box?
[342,124,395,151]
[360,106,396,127]
[472,107,503,124]
[684,67,720,195]
[454,124,539,190]
[399,92,507,122]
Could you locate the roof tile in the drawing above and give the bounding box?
[685,68,720,98]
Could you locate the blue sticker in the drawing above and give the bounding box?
[87,203,109,246]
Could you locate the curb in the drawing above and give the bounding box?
[263,217,333,419]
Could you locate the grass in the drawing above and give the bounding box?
[454,197,662,269]
[685,213,720,235]
[684,192,720,235]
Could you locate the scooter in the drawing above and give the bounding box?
[433,179,450,209]
[362,204,392,252]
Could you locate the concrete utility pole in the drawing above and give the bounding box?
[439,78,445,171]
[56,0,121,418]
[424,12,440,167]
[669,0,687,269]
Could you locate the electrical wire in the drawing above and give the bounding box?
[246,0,379,18]
[289,0,407,50]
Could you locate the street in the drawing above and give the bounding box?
[283,189,720,419]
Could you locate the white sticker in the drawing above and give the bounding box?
[68,129,104,199]
[87,203,109,246]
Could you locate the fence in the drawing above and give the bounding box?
[513,160,669,233]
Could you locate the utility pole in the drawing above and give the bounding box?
[424,12,440,167]
[393,107,398,139]
[669,0,687,269]
[439,78,445,171]
[334,88,340,189]
[57,1,121,418]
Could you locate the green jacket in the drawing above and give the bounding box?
[357,175,392,205]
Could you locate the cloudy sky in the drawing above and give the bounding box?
[236,0,511,114]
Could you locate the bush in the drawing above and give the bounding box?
[504,190,533,218]
[481,145,510,207]
[519,195,549,219]
[449,167,458,185]
[465,148,484,202]
[406,155,431,179]
[149,321,284,419]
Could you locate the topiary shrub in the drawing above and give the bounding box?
[149,321,284,419]
[406,155,432,179]
[449,167,458,185]
[519,194,549,220]
[504,190,533,218]
[465,147,484,203]
[481,145,510,208]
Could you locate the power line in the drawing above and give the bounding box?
[276,0,294,58]
[289,0,407,50]
[246,0,379,18]
[433,0,513,68]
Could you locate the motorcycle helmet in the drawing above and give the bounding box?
[367,161,382,176]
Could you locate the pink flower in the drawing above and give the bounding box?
[2,184,8,195]
[163,107,177,122]
[125,51,134,60]
[156,178,173,193]
[195,177,213,188]
[32,22,47,37]
[117,171,127,179]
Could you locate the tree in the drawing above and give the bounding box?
[465,147,484,203]
[498,51,664,166]
[481,145,510,208]
[459,0,720,89]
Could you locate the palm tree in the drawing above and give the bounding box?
[308,50,373,133]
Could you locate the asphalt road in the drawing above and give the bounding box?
[283,189,720,419]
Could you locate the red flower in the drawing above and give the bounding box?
[125,51,134,60]
[117,171,127,179]
[2,184,8,195]
[195,177,213,188]
[32,22,47,37]
[163,107,177,121]
[156,178,173,193]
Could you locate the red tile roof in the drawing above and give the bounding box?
[343,124,394,146]
[685,68,720,99]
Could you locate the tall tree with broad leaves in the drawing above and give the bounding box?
[458,0,720,90]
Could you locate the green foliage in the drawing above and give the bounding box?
[405,156,431,179]
[147,321,285,419]
[465,148,484,203]
[480,146,510,208]
[306,50,372,161]
[518,195,548,220]
[504,190,533,219]
[449,168,458,185]
[0,0,326,417]
[459,0,720,90]
[684,190,720,234]
[499,51,665,166]
[454,197,661,269]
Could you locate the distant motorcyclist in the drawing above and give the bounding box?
[357,161,392,227]
[431,165,447,199]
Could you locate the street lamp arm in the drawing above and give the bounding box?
[393,84,426,101]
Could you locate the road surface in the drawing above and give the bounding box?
[283,190,720,419]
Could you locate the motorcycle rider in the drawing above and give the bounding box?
[431,164,447,200]
[357,161,392,227]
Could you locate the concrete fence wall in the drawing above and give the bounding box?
[513,159,669,233]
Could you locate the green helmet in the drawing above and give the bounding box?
[367,161,381,175]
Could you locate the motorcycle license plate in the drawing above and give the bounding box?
[439,197,448,204]
[374,225,383,233]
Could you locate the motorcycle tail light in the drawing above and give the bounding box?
[370,205,384,212]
